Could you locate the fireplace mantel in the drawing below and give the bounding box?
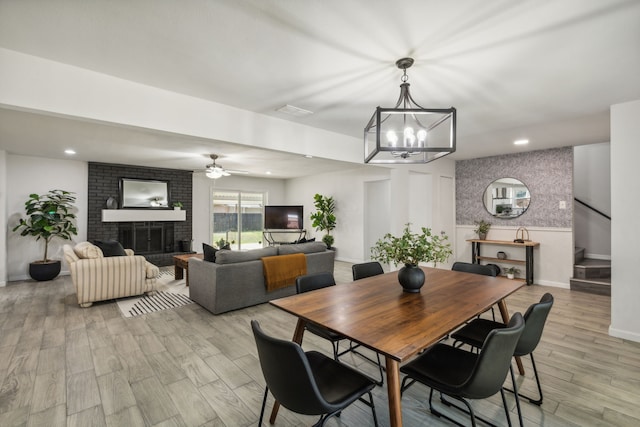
[102,209,186,222]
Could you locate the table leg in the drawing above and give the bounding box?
[269,318,307,424]
[497,299,525,375]
[175,263,184,280]
[385,357,403,427]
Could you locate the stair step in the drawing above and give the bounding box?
[574,247,585,264]
[570,277,611,296]
[573,258,611,279]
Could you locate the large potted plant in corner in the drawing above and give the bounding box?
[310,193,336,249]
[13,189,78,281]
[371,223,452,293]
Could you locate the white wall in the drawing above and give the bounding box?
[284,159,455,264]
[6,154,88,281]
[573,143,611,259]
[610,99,640,343]
[0,150,7,286]
[191,173,286,254]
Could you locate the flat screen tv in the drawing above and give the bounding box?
[120,178,170,208]
[264,205,303,230]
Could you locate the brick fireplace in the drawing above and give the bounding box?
[87,162,193,266]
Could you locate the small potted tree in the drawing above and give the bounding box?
[474,220,491,240]
[371,224,452,293]
[310,193,336,248]
[13,189,78,281]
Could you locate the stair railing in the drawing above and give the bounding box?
[574,198,611,221]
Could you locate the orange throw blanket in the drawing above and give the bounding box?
[262,253,307,292]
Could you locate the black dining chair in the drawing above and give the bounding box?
[251,320,379,427]
[352,261,384,281]
[400,313,525,427]
[295,272,384,385]
[452,293,554,418]
[452,261,499,320]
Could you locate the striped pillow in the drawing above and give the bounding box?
[73,242,104,259]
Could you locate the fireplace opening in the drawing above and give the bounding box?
[118,222,175,254]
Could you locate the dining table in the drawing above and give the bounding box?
[269,266,525,427]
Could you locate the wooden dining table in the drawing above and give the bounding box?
[269,266,525,427]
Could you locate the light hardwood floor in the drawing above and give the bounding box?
[1,261,639,426]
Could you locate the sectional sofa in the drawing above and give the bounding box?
[188,241,335,314]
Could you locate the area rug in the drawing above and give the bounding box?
[116,266,193,317]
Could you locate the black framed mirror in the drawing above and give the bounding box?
[483,178,530,218]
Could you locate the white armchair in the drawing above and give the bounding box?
[63,242,159,307]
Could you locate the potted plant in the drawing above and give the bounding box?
[505,266,520,279]
[371,223,452,293]
[13,189,78,281]
[172,201,183,210]
[310,193,336,249]
[474,219,491,240]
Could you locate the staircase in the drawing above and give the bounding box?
[570,247,611,296]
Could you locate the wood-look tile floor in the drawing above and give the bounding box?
[1,261,639,426]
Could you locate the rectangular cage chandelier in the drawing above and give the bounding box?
[364,58,456,164]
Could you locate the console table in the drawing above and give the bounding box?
[263,229,306,246]
[467,239,540,285]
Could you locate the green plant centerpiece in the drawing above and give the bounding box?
[13,189,78,281]
[474,219,491,240]
[371,223,452,293]
[172,201,183,209]
[310,193,336,248]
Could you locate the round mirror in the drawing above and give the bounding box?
[483,178,530,218]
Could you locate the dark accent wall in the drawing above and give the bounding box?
[87,162,193,263]
[456,147,573,227]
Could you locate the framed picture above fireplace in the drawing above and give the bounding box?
[120,178,170,209]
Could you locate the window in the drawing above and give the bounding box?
[212,191,265,250]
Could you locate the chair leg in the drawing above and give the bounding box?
[341,341,385,386]
[505,353,544,405]
[509,365,524,427]
[400,376,416,395]
[258,386,269,426]
[500,388,513,427]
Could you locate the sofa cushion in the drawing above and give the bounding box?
[74,242,104,259]
[278,241,327,255]
[93,239,127,257]
[215,247,278,264]
[203,243,217,262]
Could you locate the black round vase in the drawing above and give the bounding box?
[29,260,61,281]
[398,264,425,293]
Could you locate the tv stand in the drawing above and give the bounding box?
[263,229,306,246]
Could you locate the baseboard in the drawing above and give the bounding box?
[584,253,612,260]
[536,280,570,289]
[8,270,70,283]
[0,281,5,287]
[609,326,640,343]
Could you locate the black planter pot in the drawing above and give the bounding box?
[29,260,61,281]
[397,264,425,293]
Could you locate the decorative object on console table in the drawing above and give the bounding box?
[505,266,521,279]
[13,189,78,281]
[473,219,491,240]
[310,193,336,249]
[371,223,452,293]
[514,226,530,243]
[497,251,507,259]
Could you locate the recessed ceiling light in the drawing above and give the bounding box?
[64,149,76,155]
[514,139,529,145]
[265,171,272,175]
[276,104,314,117]
[304,155,313,159]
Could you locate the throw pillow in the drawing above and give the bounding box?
[93,240,127,257]
[74,241,103,259]
[203,243,217,262]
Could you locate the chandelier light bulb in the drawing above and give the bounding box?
[417,129,427,145]
[386,130,398,146]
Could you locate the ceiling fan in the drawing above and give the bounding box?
[202,154,248,179]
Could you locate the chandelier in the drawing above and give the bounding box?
[364,58,456,164]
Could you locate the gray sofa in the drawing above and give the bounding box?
[188,241,335,314]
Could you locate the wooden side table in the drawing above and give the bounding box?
[173,253,203,286]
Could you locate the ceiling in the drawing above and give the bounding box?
[1,0,639,178]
